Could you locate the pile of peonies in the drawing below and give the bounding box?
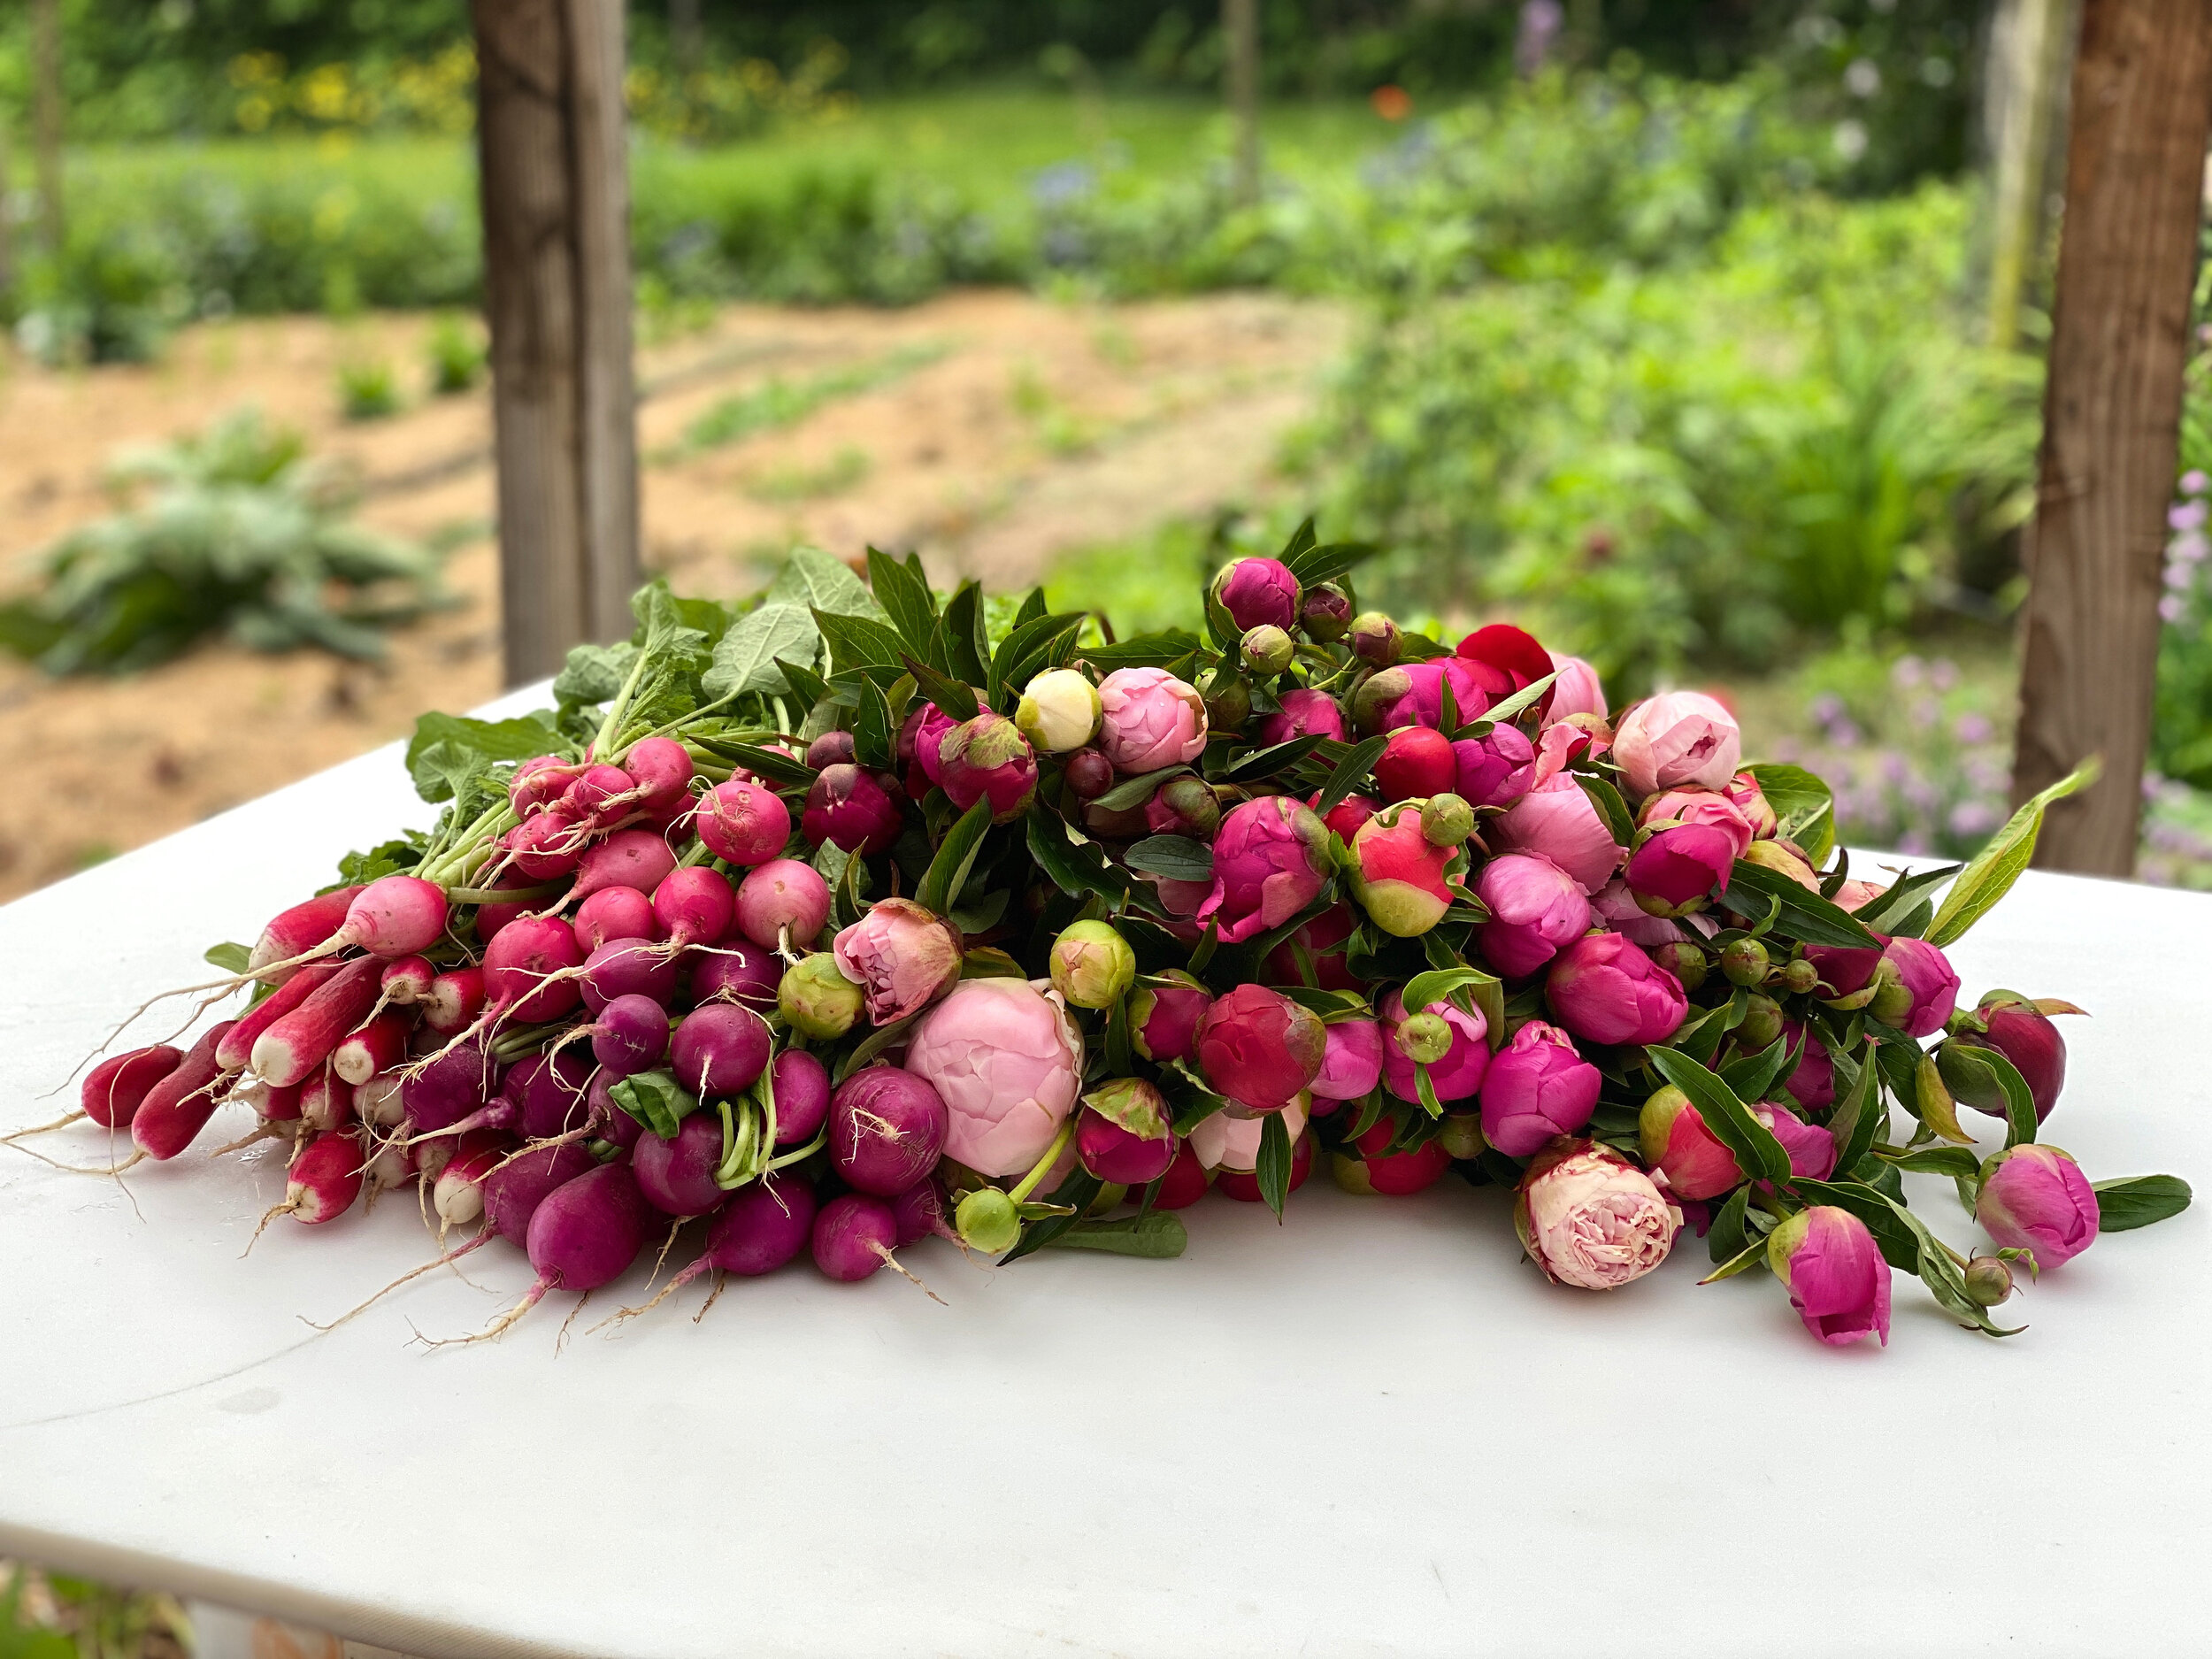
[40,536,2189,1349]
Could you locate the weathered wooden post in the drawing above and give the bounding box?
[1223,0,1261,210]
[2009,0,2212,873]
[473,0,642,689]
[31,0,63,257]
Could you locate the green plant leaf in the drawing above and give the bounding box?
[1746,763,1836,864]
[2091,1174,2193,1232]
[405,711,557,804]
[203,941,252,973]
[1124,834,1214,883]
[1472,670,1558,729]
[700,739,817,788]
[901,653,979,722]
[1285,540,1382,586]
[918,797,995,918]
[1400,964,1488,1016]
[811,607,909,676]
[942,580,988,684]
[1851,861,1963,936]
[1720,859,1879,948]
[1039,1211,1189,1258]
[1256,1110,1293,1218]
[864,547,939,658]
[1647,1047,1792,1184]
[1091,766,1185,811]
[1220,733,1327,783]
[768,545,884,620]
[1925,759,2101,947]
[1575,772,1634,848]
[1825,1041,1885,1176]
[1025,806,1133,902]
[705,602,818,699]
[1001,1169,1103,1263]
[1707,1184,1753,1263]
[610,1070,699,1141]
[1313,733,1386,816]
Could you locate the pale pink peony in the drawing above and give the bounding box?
[1491,772,1624,894]
[1547,652,1608,720]
[1516,1140,1679,1290]
[1096,666,1209,774]
[831,898,963,1025]
[1190,1097,1310,1172]
[905,978,1084,1178]
[1611,690,1741,800]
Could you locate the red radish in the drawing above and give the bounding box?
[483,914,586,1024]
[575,886,659,951]
[586,994,672,1078]
[482,1141,599,1246]
[614,1174,817,1321]
[248,887,363,983]
[572,828,676,901]
[652,866,734,953]
[696,780,791,866]
[501,810,586,880]
[1152,1141,1212,1209]
[892,1178,954,1246]
[1217,1130,1316,1202]
[503,1048,598,1138]
[299,1068,356,1133]
[733,858,831,949]
[401,1040,502,1135]
[587,1072,643,1150]
[379,955,436,1005]
[216,960,342,1071]
[131,1021,241,1162]
[811,1193,901,1281]
[332,1011,409,1086]
[421,967,486,1034]
[242,1079,304,1125]
[580,937,681,1012]
[439,1163,652,1344]
[432,1133,510,1228]
[690,941,779,1009]
[251,956,385,1087]
[330,877,452,961]
[362,1135,411,1199]
[250,1130,365,1241]
[409,1133,457,1184]
[828,1067,949,1197]
[769,1049,830,1146]
[354,1071,406,1128]
[470,871,546,942]
[620,737,694,818]
[563,763,639,828]
[633,1114,729,1217]
[511,754,584,817]
[668,1003,771,1099]
[4,1044,181,1141]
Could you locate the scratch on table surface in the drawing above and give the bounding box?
[0,1330,325,1434]
[1431,1559,1450,1601]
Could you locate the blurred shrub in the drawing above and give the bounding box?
[337,357,402,421]
[424,311,487,395]
[2154,317,2212,790]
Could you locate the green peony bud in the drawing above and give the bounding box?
[1720,937,1770,987]
[1240,624,1295,677]
[955,1187,1021,1255]
[1394,1010,1454,1064]
[1420,792,1474,847]
[778,952,863,1039]
[1049,919,1136,1010]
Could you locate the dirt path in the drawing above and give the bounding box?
[0,289,1348,900]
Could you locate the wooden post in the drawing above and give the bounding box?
[31,0,63,257]
[2010,0,2212,873]
[1223,0,1260,210]
[669,0,703,76]
[1983,0,2072,349]
[473,0,641,689]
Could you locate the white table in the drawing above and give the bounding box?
[1,710,2207,1659]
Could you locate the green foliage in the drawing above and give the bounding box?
[337,357,402,420]
[0,409,445,674]
[425,311,487,394]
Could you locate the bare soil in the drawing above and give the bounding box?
[0,288,1348,901]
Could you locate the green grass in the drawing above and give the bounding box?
[657,342,949,461]
[744,444,873,502]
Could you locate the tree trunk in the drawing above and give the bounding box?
[473,0,641,689]
[669,0,703,76]
[1223,0,1260,210]
[2010,0,2212,873]
[1983,0,2074,349]
[31,0,63,257]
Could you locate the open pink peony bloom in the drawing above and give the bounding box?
[905,978,1084,1178]
[1479,1020,1599,1156]
[1257,687,1348,748]
[1492,773,1623,894]
[1476,853,1592,978]
[831,898,963,1025]
[1546,932,1687,1047]
[1380,990,1488,1102]
[1548,652,1608,720]
[1311,1018,1385,1101]
[1767,1205,1890,1346]
[1197,796,1333,944]
[1515,1140,1678,1290]
[1977,1143,2100,1266]
[1612,690,1742,801]
[1195,984,1327,1110]
[1097,667,1210,774]
[1350,803,1456,937]
[1190,1096,1310,1172]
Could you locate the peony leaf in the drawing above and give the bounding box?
[1039,1212,1189,1258]
[1924,758,2100,948]
[864,547,939,662]
[1123,834,1214,884]
[1746,762,1835,864]
[901,652,979,722]
[918,797,995,919]
[1707,1185,1754,1263]
[1647,1047,1793,1185]
[1911,1050,1975,1145]
[1092,765,1187,812]
[1313,733,1386,816]
[2092,1174,2193,1233]
[1001,1170,1104,1263]
[1720,859,1878,949]
[1699,1232,1770,1285]
[1256,1110,1293,1217]
[1219,733,1329,783]
[1850,860,1962,937]
[1471,670,1558,731]
[1824,1041,1885,1178]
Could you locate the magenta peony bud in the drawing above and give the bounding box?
[1076,1079,1175,1184]
[1640,1091,1842,1200]
[1870,936,1959,1038]
[1452,724,1537,809]
[1804,937,1886,999]
[805,730,856,770]
[1624,822,1738,916]
[1379,657,1490,732]
[1063,746,1115,800]
[905,977,1084,1178]
[1130,972,1212,1063]
[1546,932,1688,1048]
[1612,690,1741,802]
[1195,983,1326,1110]
[1350,803,1456,937]
[831,897,963,1025]
[802,763,906,855]
[1547,651,1607,720]
[1723,770,1778,838]
[1214,556,1301,632]
[938,710,1039,824]
[1257,687,1348,748]
[1311,1018,1386,1101]
[1096,666,1210,774]
[1588,876,1688,952]
[1767,1206,1891,1346]
[1977,1143,2100,1266]
[1318,794,1379,845]
[1261,901,1361,991]
[902,700,975,792]
[1380,989,1488,1103]
[1475,853,1592,978]
[1375,726,1458,801]
[1949,991,2069,1122]
[1193,796,1333,944]
[1492,772,1623,894]
[1349,611,1402,665]
[1144,773,1222,839]
[1515,1139,1678,1290]
[1301,581,1353,641]
[1780,1018,1835,1110]
[1479,1020,1600,1156]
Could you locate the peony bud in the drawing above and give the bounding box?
[906,977,1084,1178]
[1963,1254,2015,1307]
[1241,624,1295,677]
[1515,1140,1678,1290]
[1741,840,1821,890]
[1723,770,1778,838]
[1766,1206,1891,1346]
[1195,984,1326,1110]
[1130,972,1212,1064]
[1381,991,1488,1102]
[1475,853,1591,979]
[803,763,906,855]
[1349,611,1402,665]
[1260,902,1362,991]
[1624,821,1737,916]
[1349,803,1455,937]
[1869,936,1959,1038]
[1611,690,1742,801]
[1779,1018,1834,1110]
[1637,1089,1836,1201]
[1479,1020,1600,1156]
[1421,792,1475,847]
[1097,666,1210,774]
[1720,937,1770,987]
[1376,726,1458,801]
[779,952,864,1039]
[1256,687,1348,748]
[1394,1012,1453,1064]
[1780,956,1819,995]
[1350,665,1411,733]
[1145,773,1222,840]
[956,1187,1022,1255]
[1190,1096,1310,1175]
[1063,747,1115,799]
[1739,993,1784,1052]
[1310,1018,1385,1101]
[1215,556,1301,632]
[1048,919,1136,1010]
[1076,1080,1175,1184]
[1438,1111,1486,1159]
[1546,932,1688,1048]
[1451,724,1537,809]
[1317,793,1379,845]
[1947,990,2070,1122]
[1301,581,1352,641]
[1547,652,1607,721]
[1977,1143,2099,1266]
[1015,667,1102,754]
[1196,795,1333,944]
[831,898,963,1025]
[1492,773,1624,894]
[805,730,856,770]
[1333,1119,1453,1196]
[1655,941,1708,992]
[939,710,1040,824]
[1203,671,1253,733]
[1379,657,1489,732]
[902,700,973,792]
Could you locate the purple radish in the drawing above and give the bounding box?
[734,858,831,949]
[696,780,791,866]
[668,1003,772,1099]
[128,1021,239,1162]
[618,1175,818,1320]
[633,1113,728,1217]
[828,1066,949,1197]
[449,1164,653,1344]
[588,1071,643,1150]
[483,914,586,1023]
[588,995,672,1078]
[251,956,386,1087]
[580,937,681,1013]
[572,828,677,901]
[481,1141,600,1247]
[575,886,660,951]
[503,1048,598,1139]
[892,1178,955,1246]
[811,1193,900,1282]
[769,1048,831,1146]
[248,887,362,983]
[690,940,779,1009]
[421,966,487,1034]
[215,959,342,1071]
[400,1040,502,1135]
[652,866,734,952]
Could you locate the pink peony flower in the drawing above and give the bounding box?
[1589,877,1690,951]
[1641,1090,1834,1200]
[1096,666,1210,774]
[1190,1097,1310,1172]
[1548,652,1608,720]
[1350,803,1456,936]
[1977,1143,2100,1266]
[938,710,1039,824]
[1197,796,1333,945]
[1515,1140,1678,1290]
[1455,623,1555,704]
[1311,1018,1385,1101]
[1216,557,1301,631]
[803,764,906,855]
[905,978,1084,1178]
[1476,853,1592,978]
[1195,984,1327,1110]
[1381,656,1490,731]
[1612,690,1742,801]
[1624,823,1738,915]
[1723,770,1778,838]
[1780,1018,1835,1110]
[1256,687,1348,748]
[1546,932,1688,1047]
[1380,989,1488,1102]
[1767,1205,1891,1346]
[1452,723,1537,809]
[1130,972,1212,1063]
[831,898,963,1025]
[1479,1020,1600,1156]
[1491,773,1623,894]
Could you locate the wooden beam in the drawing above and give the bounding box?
[473,0,641,689]
[2010,0,2212,874]
[1224,0,1260,210]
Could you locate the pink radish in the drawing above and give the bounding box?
[471,872,546,942]
[503,1048,597,1139]
[379,956,436,1005]
[892,1178,956,1246]
[244,1079,304,1125]
[511,755,584,817]
[633,1114,728,1217]
[354,1071,406,1129]
[575,886,660,951]
[438,1163,652,1344]
[482,1141,600,1246]
[501,810,586,880]
[332,1011,409,1086]
[572,830,677,902]
[483,914,586,1024]
[4,1043,181,1141]
[256,877,450,980]
[690,941,779,1009]
[130,1021,241,1162]
[696,780,791,866]
[299,1068,356,1133]
[580,937,681,1012]
[251,956,385,1088]
[252,1129,365,1240]
[613,1174,817,1321]
[421,967,486,1034]
[584,994,671,1078]
[432,1132,510,1228]
[811,1192,901,1281]
[668,1003,771,1099]
[769,1049,831,1146]
[828,1067,948,1196]
[734,859,831,950]
[620,736,693,818]
[248,887,363,983]
[651,866,734,953]
[216,960,342,1071]
[563,763,638,828]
